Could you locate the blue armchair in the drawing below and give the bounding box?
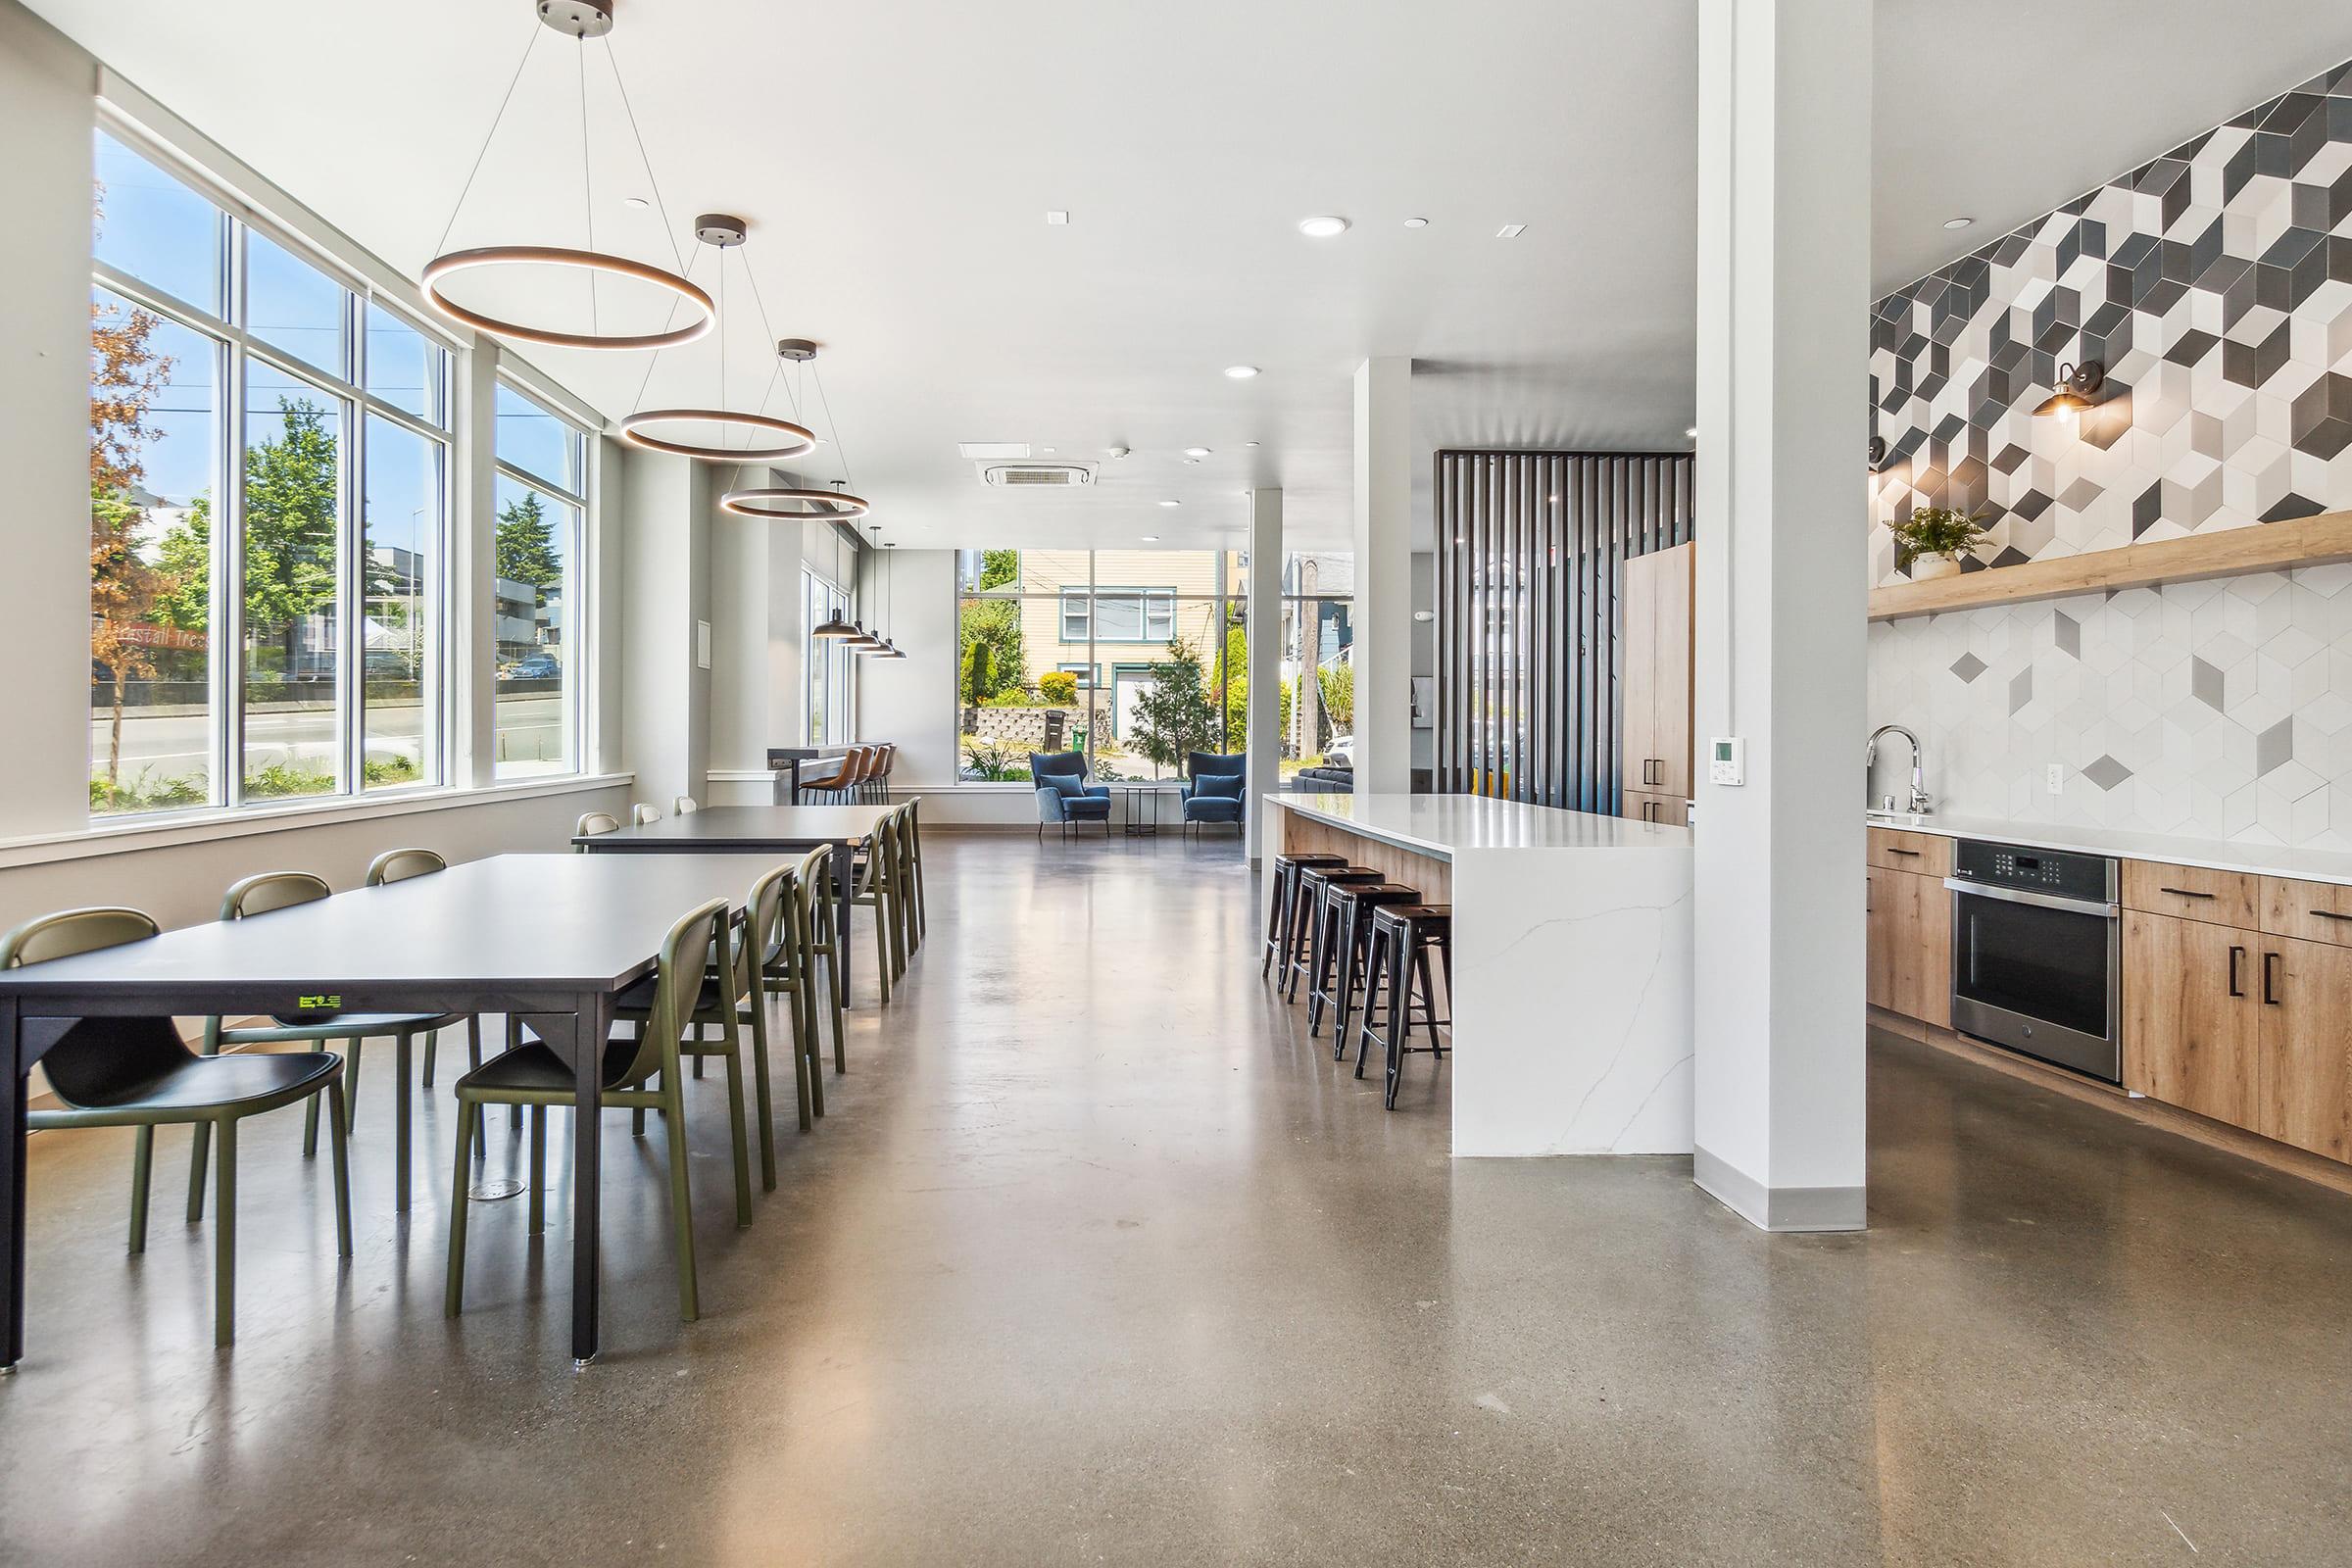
[1182,765,1247,838]
[1031,750,1111,840]
[1180,752,1246,804]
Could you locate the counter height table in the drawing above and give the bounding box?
[572,805,892,1009]
[0,852,776,1370]
[1266,792,1695,1157]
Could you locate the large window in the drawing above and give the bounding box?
[88,126,453,814]
[956,549,1261,783]
[804,569,854,747]
[492,382,585,778]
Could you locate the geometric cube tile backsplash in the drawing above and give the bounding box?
[1865,58,2352,850]
[1866,565,2352,849]
[1869,58,2352,588]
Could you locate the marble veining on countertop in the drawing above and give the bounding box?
[1868,812,2352,887]
[1270,792,1691,858]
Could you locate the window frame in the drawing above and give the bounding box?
[90,114,458,816]
[491,377,590,781]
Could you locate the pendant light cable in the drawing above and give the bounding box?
[433,20,542,258]
[577,37,598,337]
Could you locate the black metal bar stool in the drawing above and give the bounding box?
[1262,852,1350,979]
[1282,866,1385,1003]
[1309,881,1421,1043]
[1354,904,1452,1108]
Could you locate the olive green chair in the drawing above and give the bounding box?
[792,844,848,1088]
[190,871,466,1215]
[743,858,823,1134]
[574,810,621,849]
[849,805,912,1003]
[1,906,351,1348]
[444,897,740,1324]
[631,804,663,825]
[904,796,928,947]
[365,849,485,1095]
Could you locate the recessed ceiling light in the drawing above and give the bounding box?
[1496,223,1527,239]
[1942,216,1973,230]
[1046,210,1070,225]
[622,195,650,209]
[1141,534,1160,542]
[1224,366,1259,379]
[1298,216,1350,238]
[1685,426,1698,439]
[1183,459,1200,466]
[1403,217,1429,229]
[1244,440,1260,448]
[1184,446,1211,457]
[1158,499,1182,508]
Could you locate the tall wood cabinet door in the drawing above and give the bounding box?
[1891,870,1952,1029]
[2121,911,2260,1123]
[2260,936,2352,1161]
[1647,544,1695,798]
[1621,550,1662,797]
[1865,870,1897,1012]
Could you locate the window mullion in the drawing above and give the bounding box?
[340,387,363,795]
[221,227,249,809]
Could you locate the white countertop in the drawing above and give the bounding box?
[1270,791,1691,858]
[1867,811,2352,887]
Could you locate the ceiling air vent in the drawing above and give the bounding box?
[982,462,1095,488]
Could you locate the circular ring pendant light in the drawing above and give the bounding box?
[424,0,711,352]
[619,218,819,463]
[720,341,875,518]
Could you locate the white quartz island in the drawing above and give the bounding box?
[1265,792,1694,1157]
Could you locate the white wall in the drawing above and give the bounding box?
[617,448,712,808]
[858,548,956,785]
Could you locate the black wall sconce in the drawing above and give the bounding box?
[1867,435,1887,471]
[2034,360,2105,418]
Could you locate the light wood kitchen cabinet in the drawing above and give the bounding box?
[2262,936,2352,1161]
[1621,543,1693,808]
[1866,864,1951,1028]
[1623,790,1687,827]
[2259,875,2352,949]
[1866,827,1952,878]
[2122,911,2261,1127]
[2123,859,2261,929]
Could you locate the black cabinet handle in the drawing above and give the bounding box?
[2159,887,2216,900]
[2263,951,2282,1006]
[1887,849,1921,858]
[2312,909,2352,923]
[2228,945,2244,999]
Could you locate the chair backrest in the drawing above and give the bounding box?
[673,796,699,814]
[1188,751,1245,782]
[611,898,731,1088]
[632,804,663,825]
[366,847,446,887]
[221,871,331,920]
[0,908,191,1109]
[791,844,836,945]
[745,859,798,985]
[575,810,621,844]
[1030,750,1087,787]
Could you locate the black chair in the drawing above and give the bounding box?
[1031,750,1111,840]
[1355,905,1453,1108]
[1262,852,1349,978]
[1283,865,1386,1003]
[0,906,352,1348]
[1310,881,1422,1045]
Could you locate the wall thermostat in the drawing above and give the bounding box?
[1708,736,1745,786]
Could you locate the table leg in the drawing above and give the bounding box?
[831,841,855,1012]
[522,997,606,1367]
[2,999,22,1370]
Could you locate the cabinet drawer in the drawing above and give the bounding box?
[1866,828,1951,877]
[1623,790,1688,827]
[2262,876,2352,948]
[2122,860,2259,927]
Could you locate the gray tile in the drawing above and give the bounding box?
[2082,754,2134,791]
[2258,716,2295,776]
[2053,612,2082,659]
[2191,656,2227,710]
[2009,667,2034,714]
[1949,652,1987,683]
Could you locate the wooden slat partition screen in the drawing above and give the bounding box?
[1433,451,1695,811]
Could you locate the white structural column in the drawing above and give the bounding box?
[1245,488,1284,864]
[1690,0,1871,1231]
[1351,358,1413,794]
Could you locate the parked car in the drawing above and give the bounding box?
[508,654,561,680]
[1324,735,1353,767]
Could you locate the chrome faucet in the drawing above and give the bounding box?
[1866,724,1933,815]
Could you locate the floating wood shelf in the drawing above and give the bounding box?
[1868,509,2352,621]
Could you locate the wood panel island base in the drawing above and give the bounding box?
[1267,793,1695,1157]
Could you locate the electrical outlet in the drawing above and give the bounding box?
[2046,762,2065,797]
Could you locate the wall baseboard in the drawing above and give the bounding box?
[1691,1146,1866,1232]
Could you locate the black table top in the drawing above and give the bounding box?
[574,804,890,852]
[0,853,778,1002]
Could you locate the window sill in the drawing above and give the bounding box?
[0,771,634,872]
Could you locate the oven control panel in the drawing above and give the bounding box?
[1951,838,2118,903]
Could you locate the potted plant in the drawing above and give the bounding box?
[1888,506,1990,581]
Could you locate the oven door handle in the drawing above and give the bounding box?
[1943,878,2119,917]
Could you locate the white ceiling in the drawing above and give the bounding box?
[29,0,2352,552]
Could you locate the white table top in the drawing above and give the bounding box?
[1268,791,1691,859]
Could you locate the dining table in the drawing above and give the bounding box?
[0,851,782,1371]
[571,804,892,1010]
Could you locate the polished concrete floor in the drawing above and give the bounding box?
[4,833,2351,1565]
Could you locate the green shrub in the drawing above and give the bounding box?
[1038,670,1078,706]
